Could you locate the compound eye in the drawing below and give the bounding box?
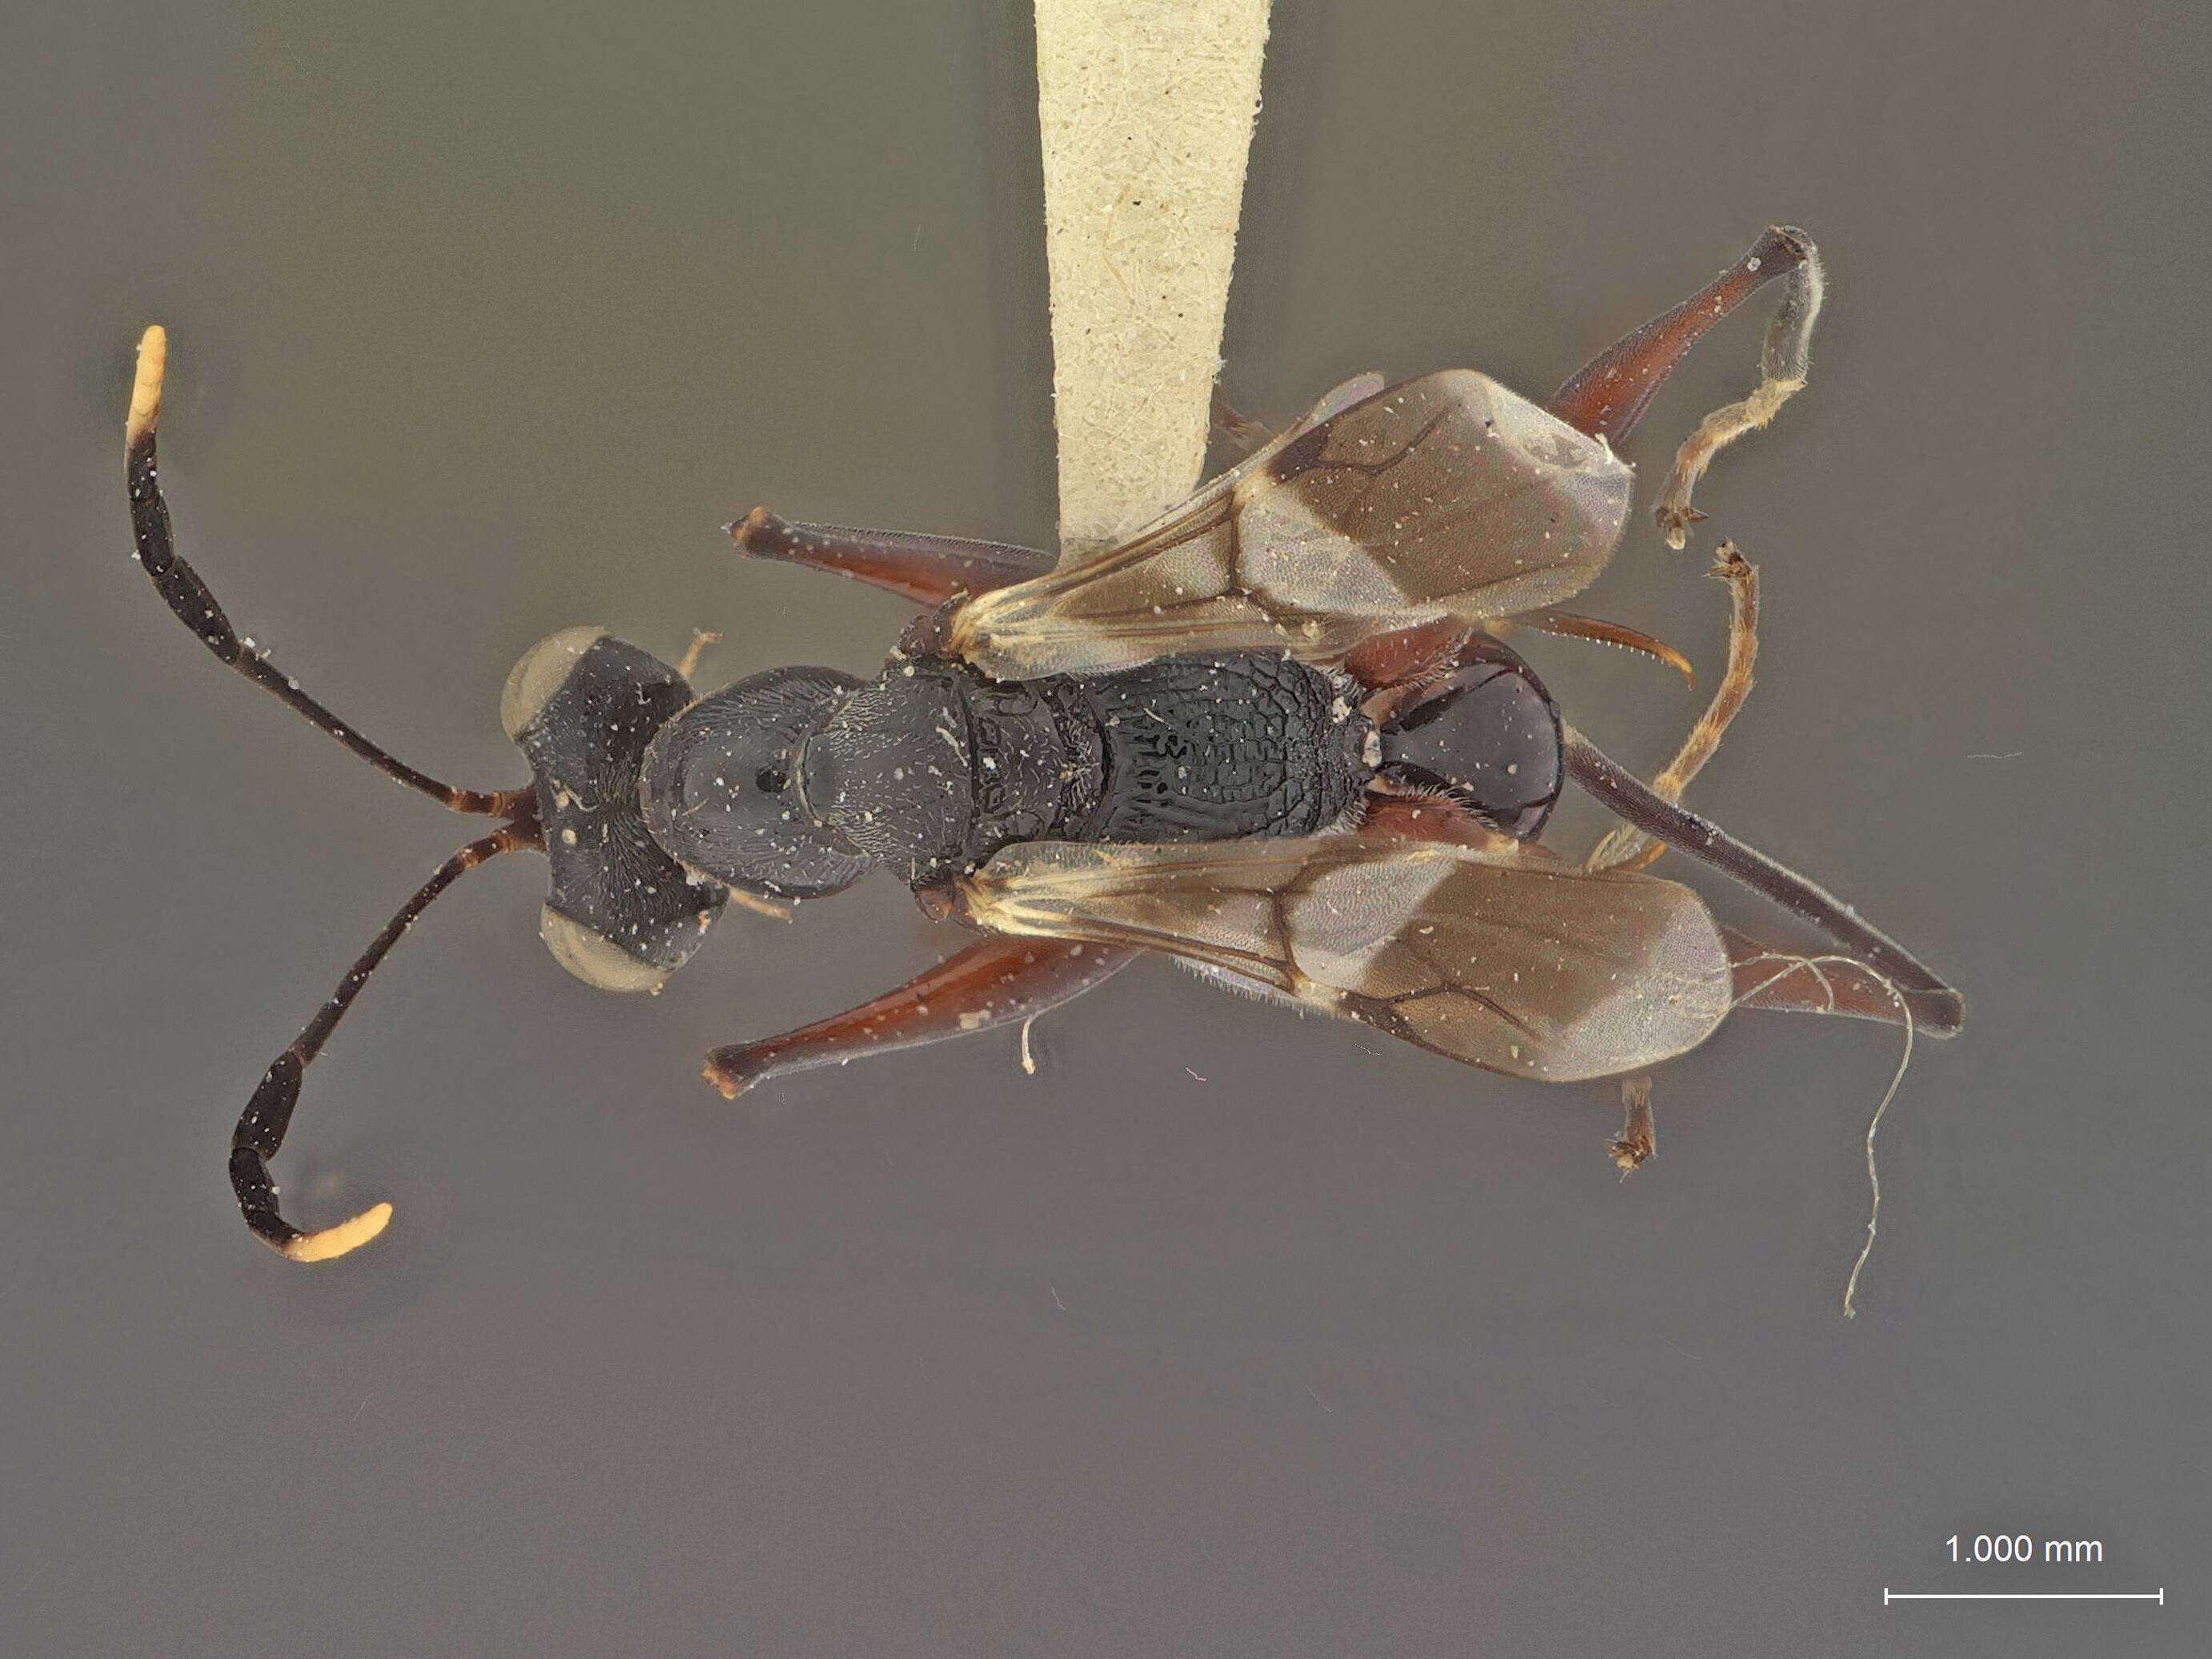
[501,626,608,741]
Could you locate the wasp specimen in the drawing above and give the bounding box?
[122,227,1961,1266]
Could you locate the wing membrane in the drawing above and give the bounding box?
[961,835,1731,1083]
[951,371,1633,678]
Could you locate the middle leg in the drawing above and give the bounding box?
[1608,1075,1657,1173]
[1587,540,1760,874]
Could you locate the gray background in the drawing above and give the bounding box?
[6,2,2206,1654]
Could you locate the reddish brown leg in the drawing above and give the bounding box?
[1512,610,1694,685]
[704,934,1137,1098]
[1551,227,1824,546]
[1366,797,1957,1034]
[1588,541,1760,874]
[1608,1076,1657,1173]
[1345,614,1689,725]
[1342,618,1469,708]
[1209,388,1273,455]
[1724,926,1962,1036]
[673,629,720,681]
[1359,791,1518,853]
[730,507,1054,608]
[1563,726,1964,1036]
[1551,225,1818,445]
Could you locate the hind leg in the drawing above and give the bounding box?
[1550,226,1825,546]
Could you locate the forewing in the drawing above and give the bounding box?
[1045,372,1390,573]
[951,371,1633,678]
[961,835,1731,1083]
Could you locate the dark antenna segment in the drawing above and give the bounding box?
[124,327,528,817]
[126,327,542,1260]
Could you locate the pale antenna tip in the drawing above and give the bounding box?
[278,1201,394,1263]
[127,325,168,446]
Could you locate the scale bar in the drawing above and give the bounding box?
[1886,1589,2163,1605]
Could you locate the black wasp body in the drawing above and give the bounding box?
[508,622,1558,991]
[663,648,1377,880]
[122,223,1965,1268]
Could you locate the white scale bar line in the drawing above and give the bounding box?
[1885,1588,2164,1605]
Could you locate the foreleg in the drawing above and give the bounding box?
[730,508,1054,608]
[703,933,1137,1098]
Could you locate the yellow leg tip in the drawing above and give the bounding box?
[278,1200,394,1263]
[127,325,167,445]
